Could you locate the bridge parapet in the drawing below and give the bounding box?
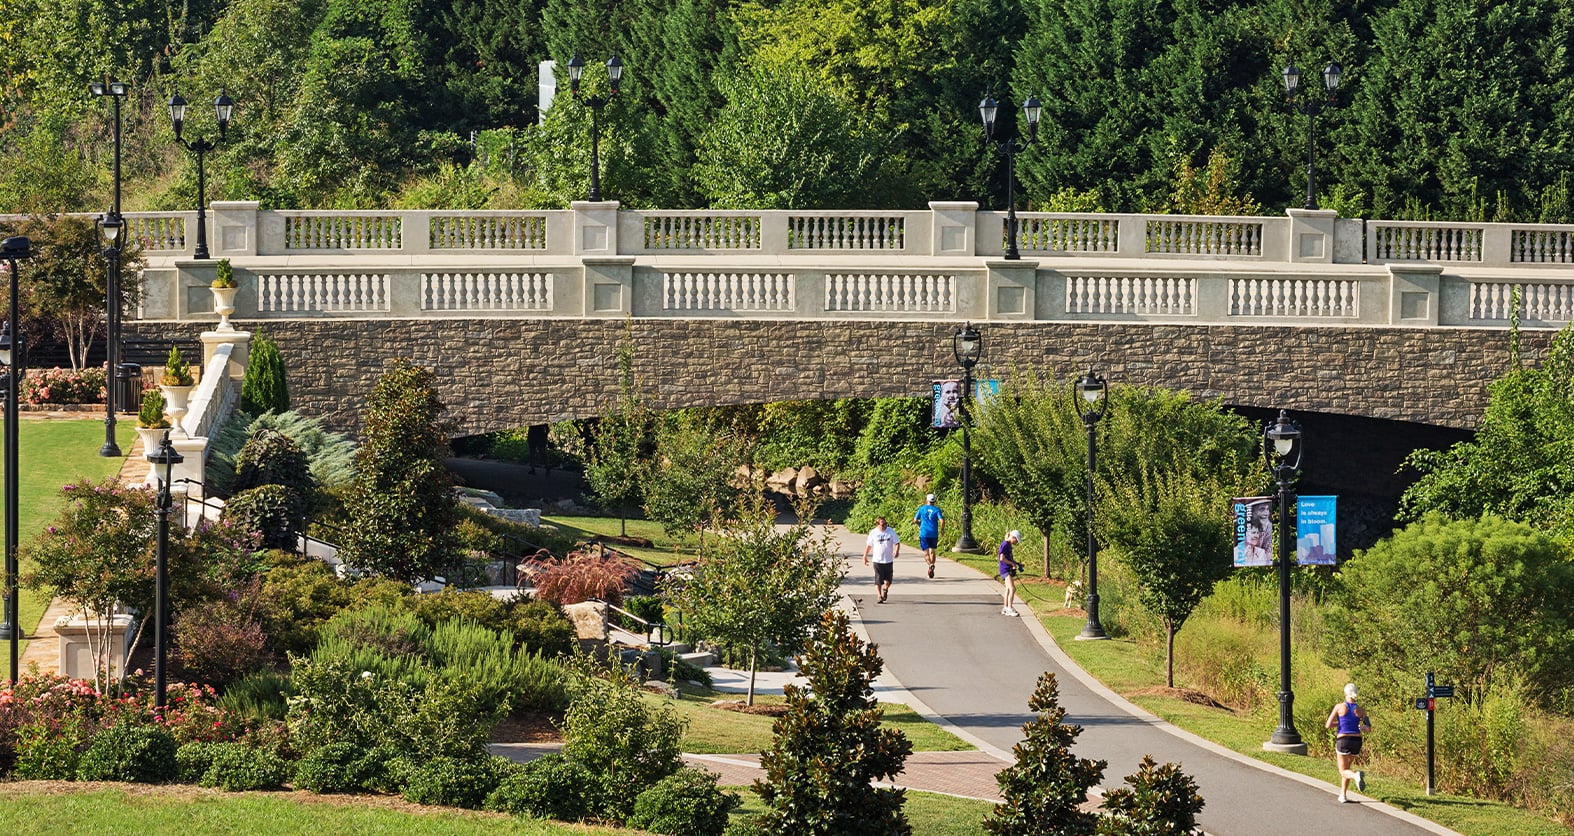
[10,202,1574,331]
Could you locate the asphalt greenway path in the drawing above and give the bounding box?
[830,525,1456,836]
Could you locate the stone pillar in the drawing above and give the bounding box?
[209,201,260,258]
[1285,208,1339,264]
[1388,264,1443,327]
[984,259,1039,321]
[583,257,636,317]
[57,614,136,681]
[201,330,252,381]
[929,201,979,256]
[572,201,621,256]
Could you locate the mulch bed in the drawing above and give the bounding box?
[489,711,563,743]
[710,700,790,716]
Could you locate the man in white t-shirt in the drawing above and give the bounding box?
[862,516,901,604]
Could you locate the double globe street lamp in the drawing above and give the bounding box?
[1,235,34,685]
[91,78,129,457]
[1262,410,1307,754]
[1283,61,1342,211]
[979,93,1041,260]
[168,89,234,260]
[951,323,982,553]
[1074,370,1109,641]
[566,55,623,202]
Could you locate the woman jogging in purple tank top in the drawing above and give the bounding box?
[1325,682,1372,803]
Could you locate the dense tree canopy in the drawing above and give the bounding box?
[2,0,1573,218]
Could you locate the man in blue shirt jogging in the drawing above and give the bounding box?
[913,494,945,579]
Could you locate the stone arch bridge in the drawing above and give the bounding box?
[112,200,1571,436]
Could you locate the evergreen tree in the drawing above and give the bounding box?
[1096,755,1206,836]
[755,610,913,835]
[240,333,289,416]
[984,672,1106,835]
[337,360,459,582]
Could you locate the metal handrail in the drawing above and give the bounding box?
[591,597,670,647]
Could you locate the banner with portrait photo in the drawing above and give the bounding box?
[1232,497,1275,567]
[1296,495,1337,565]
[932,379,962,428]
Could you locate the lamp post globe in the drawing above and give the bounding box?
[168,88,233,260]
[979,94,1041,260]
[2,235,34,683]
[568,54,624,202]
[1262,409,1307,754]
[1283,60,1342,210]
[1074,369,1109,640]
[951,323,982,553]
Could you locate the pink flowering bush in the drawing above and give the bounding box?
[19,366,108,405]
[0,672,258,777]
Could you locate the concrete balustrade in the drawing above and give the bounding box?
[10,201,1574,330]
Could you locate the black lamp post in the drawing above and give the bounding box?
[91,78,128,457]
[1263,409,1307,754]
[168,89,234,260]
[147,431,183,709]
[979,93,1041,260]
[1,235,34,684]
[951,323,982,553]
[1074,370,1109,640]
[1282,62,1342,211]
[566,55,622,202]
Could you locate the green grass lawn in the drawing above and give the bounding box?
[540,514,700,567]
[3,417,135,657]
[0,786,638,835]
[728,787,994,836]
[662,688,974,755]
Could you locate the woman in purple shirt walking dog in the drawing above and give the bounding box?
[997,530,1022,616]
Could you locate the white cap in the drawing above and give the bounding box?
[1008,530,1020,541]
[926,494,936,503]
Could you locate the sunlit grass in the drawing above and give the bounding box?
[3,417,136,657]
[0,785,636,835]
[659,688,973,754]
[727,786,994,835]
[540,514,699,567]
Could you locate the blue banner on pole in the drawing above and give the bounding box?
[1296,495,1337,565]
[1232,497,1274,567]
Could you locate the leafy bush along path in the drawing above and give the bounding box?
[832,528,1452,836]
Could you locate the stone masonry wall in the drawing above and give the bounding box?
[129,319,1548,437]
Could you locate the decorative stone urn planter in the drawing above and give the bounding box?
[211,286,238,331]
[159,384,193,438]
[134,426,169,454]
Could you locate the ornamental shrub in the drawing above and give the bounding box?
[532,547,639,606]
[75,723,178,783]
[399,753,506,809]
[561,666,686,822]
[13,716,91,780]
[293,741,383,794]
[207,409,356,496]
[175,741,224,784]
[161,345,194,386]
[984,672,1105,836]
[223,484,305,551]
[1096,755,1205,836]
[628,767,739,836]
[138,388,169,428]
[508,599,576,657]
[337,360,460,582]
[239,334,288,415]
[20,366,107,405]
[199,742,292,791]
[234,428,316,501]
[483,753,596,821]
[172,597,271,688]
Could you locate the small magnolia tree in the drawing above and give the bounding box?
[754,610,913,835]
[985,672,1106,836]
[337,360,459,582]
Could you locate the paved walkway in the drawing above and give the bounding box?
[822,524,1455,836]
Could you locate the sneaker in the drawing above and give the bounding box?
[927,564,935,578]
[1338,794,1349,804]
[1356,771,1365,792]
[1004,608,1020,617]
